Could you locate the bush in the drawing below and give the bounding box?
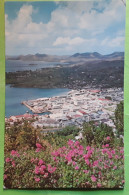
[4,139,124,189]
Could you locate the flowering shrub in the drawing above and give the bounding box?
[4,139,124,189]
[51,140,124,188]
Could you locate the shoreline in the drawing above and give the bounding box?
[6,87,123,131]
[5,86,70,117]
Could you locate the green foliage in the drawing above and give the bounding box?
[4,141,124,189]
[114,101,124,137]
[94,123,114,146]
[5,120,41,152]
[82,122,116,146]
[4,120,124,189]
[56,126,80,137]
[82,121,95,145]
[105,96,112,100]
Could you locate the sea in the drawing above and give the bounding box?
[6,60,68,72]
[5,85,70,117]
[5,60,70,117]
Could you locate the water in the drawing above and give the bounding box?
[6,60,68,72]
[5,85,70,117]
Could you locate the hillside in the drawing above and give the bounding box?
[6,59,124,89]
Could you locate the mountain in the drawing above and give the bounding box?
[104,52,124,59]
[71,52,102,58]
[71,52,124,60]
[6,52,124,62]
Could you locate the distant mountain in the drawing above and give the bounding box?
[6,53,64,62]
[104,52,124,58]
[6,52,124,62]
[71,52,102,58]
[71,52,124,60]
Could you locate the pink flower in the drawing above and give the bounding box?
[88,149,93,155]
[97,183,101,187]
[31,158,35,163]
[105,144,109,148]
[48,164,57,174]
[86,146,91,151]
[98,171,102,176]
[34,166,40,174]
[83,170,89,174]
[53,157,56,161]
[115,155,119,159]
[38,160,44,166]
[4,174,7,180]
[72,161,76,166]
[5,157,11,163]
[36,148,41,152]
[68,140,74,146]
[11,150,16,155]
[83,153,91,159]
[85,159,90,165]
[11,150,19,157]
[12,161,15,167]
[108,154,113,159]
[41,165,46,170]
[36,143,42,148]
[75,141,80,146]
[79,145,84,150]
[65,155,72,162]
[113,166,117,170]
[75,166,79,170]
[36,143,43,152]
[106,136,110,140]
[104,164,109,169]
[120,150,124,154]
[78,149,83,155]
[122,180,125,183]
[31,158,38,163]
[51,151,60,157]
[44,173,48,178]
[93,160,99,167]
[111,150,115,154]
[35,177,40,182]
[102,148,108,154]
[91,175,97,182]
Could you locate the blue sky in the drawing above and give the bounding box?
[5,0,126,56]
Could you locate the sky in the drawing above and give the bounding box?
[5,0,126,56]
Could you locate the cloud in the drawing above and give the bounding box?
[79,0,125,31]
[5,1,125,55]
[53,37,85,46]
[101,36,125,47]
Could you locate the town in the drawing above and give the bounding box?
[6,87,123,133]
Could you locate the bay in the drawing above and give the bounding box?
[5,85,70,117]
[6,60,68,72]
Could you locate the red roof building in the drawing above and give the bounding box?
[90,90,100,93]
[78,110,87,115]
[98,98,110,101]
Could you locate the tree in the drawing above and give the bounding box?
[114,101,124,137]
[82,121,95,145]
[17,120,38,148]
[5,120,41,152]
[94,123,114,146]
[83,121,115,146]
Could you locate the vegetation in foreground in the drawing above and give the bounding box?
[4,102,124,189]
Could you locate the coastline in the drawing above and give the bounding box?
[5,85,70,117]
